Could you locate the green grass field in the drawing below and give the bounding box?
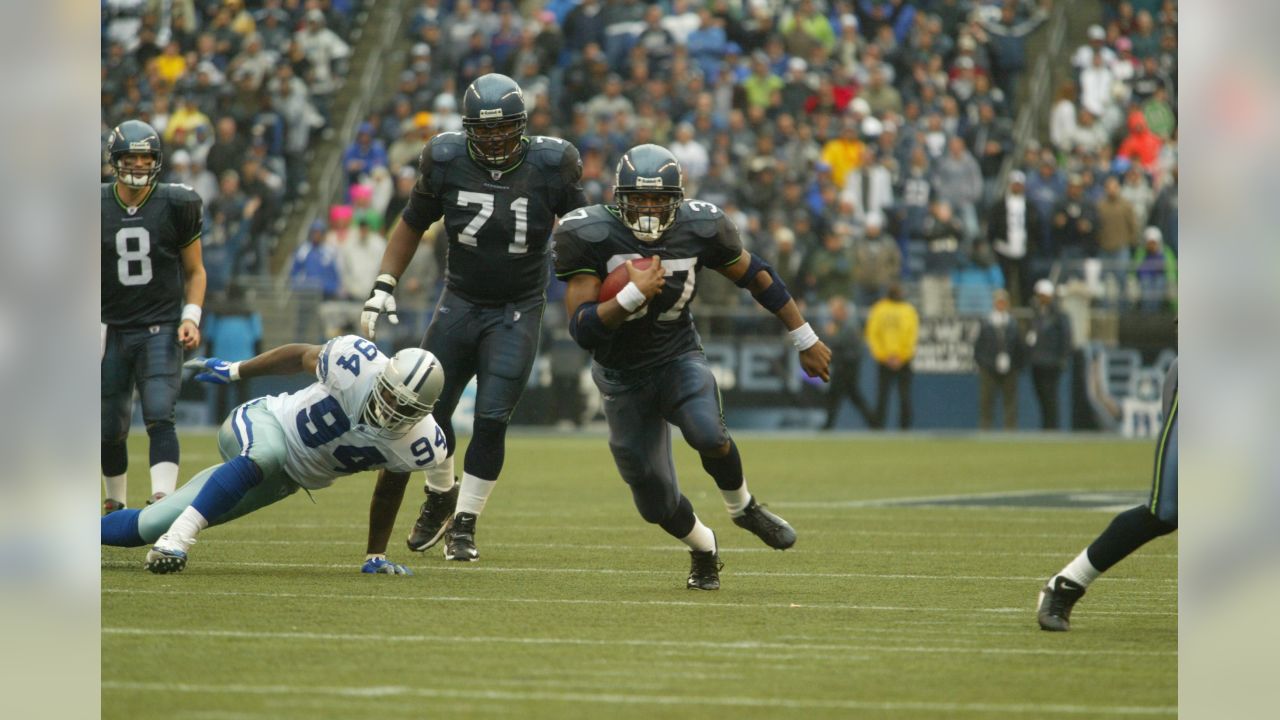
[103,432,1176,719]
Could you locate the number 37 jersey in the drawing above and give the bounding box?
[401,132,586,305]
[258,335,447,490]
[101,182,203,326]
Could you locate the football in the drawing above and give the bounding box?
[598,257,655,304]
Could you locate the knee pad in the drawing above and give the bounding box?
[463,417,509,480]
[146,421,179,466]
[632,480,680,526]
[102,440,129,477]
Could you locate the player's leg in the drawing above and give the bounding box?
[444,298,543,561]
[663,353,797,550]
[897,362,914,429]
[136,326,183,503]
[101,327,136,512]
[1038,398,1178,630]
[595,362,721,589]
[144,401,295,573]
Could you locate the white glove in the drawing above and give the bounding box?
[361,273,400,340]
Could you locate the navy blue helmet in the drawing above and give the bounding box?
[461,73,527,167]
[107,119,164,188]
[614,144,684,242]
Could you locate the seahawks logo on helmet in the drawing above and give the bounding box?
[614,144,684,243]
[462,73,528,168]
[109,119,164,189]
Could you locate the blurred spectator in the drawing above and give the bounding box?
[1026,280,1072,430]
[290,220,341,300]
[953,242,1006,315]
[202,283,262,422]
[1049,82,1079,155]
[821,296,877,430]
[296,9,351,117]
[921,200,964,316]
[669,122,709,192]
[852,211,901,308]
[974,289,1024,430]
[780,0,836,59]
[1116,113,1162,172]
[343,121,389,188]
[1078,51,1116,119]
[932,136,982,241]
[1130,10,1162,60]
[987,170,1038,305]
[1120,165,1154,229]
[840,144,895,225]
[1096,176,1139,290]
[1142,84,1175,140]
[1072,24,1117,72]
[1069,108,1109,155]
[1150,166,1178,252]
[1051,175,1099,262]
[897,146,933,243]
[807,224,856,303]
[205,116,246,180]
[338,214,388,301]
[1130,226,1177,313]
[865,284,919,430]
[327,204,355,247]
[966,102,1012,202]
[820,118,865,189]
[562,0,606,55]
[980,0,1048,101]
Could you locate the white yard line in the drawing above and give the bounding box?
[100,680,1174,715]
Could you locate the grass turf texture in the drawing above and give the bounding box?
[103,432,1176,719]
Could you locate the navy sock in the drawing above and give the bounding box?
[147,421,179,466]
[102,440,128,477]
[464,417,508,481]
[1086,505,1177,573]
[658,494,697,539]
[101,509,145,547]
[190,456,263,523]
[700,439,744,491]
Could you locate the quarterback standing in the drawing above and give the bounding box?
[101,120,206,513]
[554,145,832,589]
[360,73,587,563]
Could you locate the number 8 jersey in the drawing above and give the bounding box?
[101,182,203,326]
[400,131,586,306]
[259,335,447,490]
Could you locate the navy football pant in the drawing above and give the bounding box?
[593,352,730,528]
[101,324,182,475]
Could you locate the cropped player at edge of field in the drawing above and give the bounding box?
[360,73,587,564]
[100,335,447,576]
[554,144,832,590]
[101,120,207,514]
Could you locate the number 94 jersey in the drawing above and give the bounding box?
[101,182,203,326]
[258,335,447,490]
[553,200,743,372]
[402,132,586,305]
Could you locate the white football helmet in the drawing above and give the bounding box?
[365,348,445,435]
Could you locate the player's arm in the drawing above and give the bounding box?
[177,202,207,350]
[716,248,832,382]
[184,343,323,384]
[563,258,665,349]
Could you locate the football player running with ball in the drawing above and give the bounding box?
[101,336,448,576]
[553,145,832,590]
[360,73,587,563]
[101,120,207,513]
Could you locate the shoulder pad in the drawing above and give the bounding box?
[428,132,468,163]
[558,205,617,243]
[525,135,570,159]
[159,182,202,204]
[674,200,722,238]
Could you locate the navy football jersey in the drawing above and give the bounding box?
[401,132,586,305]
[101,182,203,326]
[553,200,744,371]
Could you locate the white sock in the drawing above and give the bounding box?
[456,472,496,516]
[679,518,716,553]
[161,506,209,553]
[722,485,752,517]
[104,474,127,503]
[425,455,456,493]
[150,461,179,497]
[1056,549,1101,588]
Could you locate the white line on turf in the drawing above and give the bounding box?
[102,588,1177,619]
[99,680,1175,715]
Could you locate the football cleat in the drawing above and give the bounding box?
[732,497,797,550]
[103,499,126,515]
[146,492,167,506]
[407,483,459,552]
[687,536,723,591]
[444,512,479,562]
[144,545,188,575]
[1037,576,1087,631]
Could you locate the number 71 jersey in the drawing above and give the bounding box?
[101,182,203,326]
[258,335,447,490]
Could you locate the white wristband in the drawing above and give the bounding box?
[228,361,242,381]
[789,322,820,351]
[615,282,647,312]
[181,303,202,326]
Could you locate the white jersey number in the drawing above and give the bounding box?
[456,191,530,254]
[115,227,153,286]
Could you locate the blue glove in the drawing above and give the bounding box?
[361,557,413,576]
[183,357,240,385]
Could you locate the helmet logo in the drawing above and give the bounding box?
[129,141,153,151]
[636,177,664,188]
[479,108,503,119]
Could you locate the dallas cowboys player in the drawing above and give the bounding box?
[102,119,207,512]
[360,73,587,563]
[553,145,832,589]
[100,336,448,575]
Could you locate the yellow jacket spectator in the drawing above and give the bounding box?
[742,55,784,110]
[150,41,188,87]
[865,286,919,365]
[820,118,865,189]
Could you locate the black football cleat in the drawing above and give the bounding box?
[732,497,797,550]
[1037,576,1087,631]
[687,547,724,591]
[443,512,479,562]
[103,499,126,515]
[407,484,459,552]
